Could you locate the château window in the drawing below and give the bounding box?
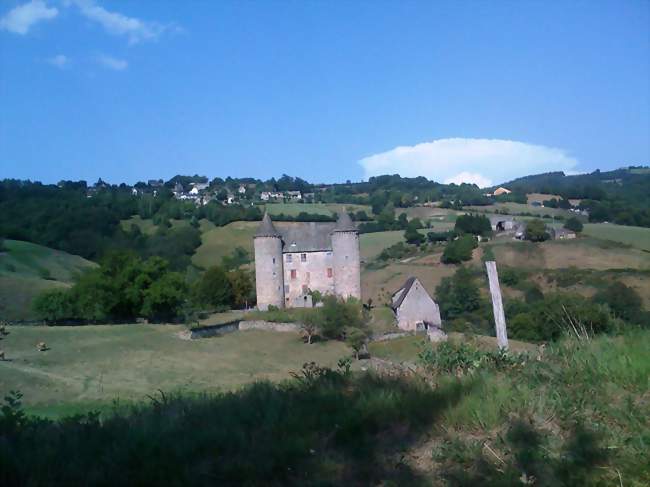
[286,254,293,263]
[301,253,307,262]
[302,285,308,294]
[284,285,290,293]
[327,268,333,278]
[290,269,297,280]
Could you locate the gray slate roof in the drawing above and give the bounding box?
[279,222,336,252]
[333,210,357,232]
[255,212,358,252]
[391,276,417,310]
[255,213,282,237]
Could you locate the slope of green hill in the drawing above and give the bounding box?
[0,240,96,320]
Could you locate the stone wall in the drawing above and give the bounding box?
[331,231,361,299]
[282,250,335,305]
[395,280,442,331]
[186,320,301,339]
[254,236,285,310]
[239,321,301,332]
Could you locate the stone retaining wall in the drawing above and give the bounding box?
[239,321,301,333]
[186,320,301,339]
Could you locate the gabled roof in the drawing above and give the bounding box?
[391,276,417,310]
[255,213,282,238]
[333,210,356,232]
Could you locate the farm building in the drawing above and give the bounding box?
[550,227,577,240]
[490,216,515,232]
[391,277,444,340]
[493,187,512,196]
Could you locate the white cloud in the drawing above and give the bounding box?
[359,138,579,188]
[97,54,127,70]
[47,54,68,68]
[444,172,493,188]
[69,0,166,44]
[0,0,58,35]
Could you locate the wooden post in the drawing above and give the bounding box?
[485,261,508,350]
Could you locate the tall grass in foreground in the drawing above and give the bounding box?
[1,331,648,486]
[428,330,649,486]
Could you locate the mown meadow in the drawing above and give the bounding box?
[1,329,647,486]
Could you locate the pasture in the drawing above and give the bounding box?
[488,237,650,271]
[0,325,350,417]
[359,230,405,261]
[0,240,96,321]
[582,223,650,251]
[263,202,371,217]
[525,192,563,204]
[465,202,574,218]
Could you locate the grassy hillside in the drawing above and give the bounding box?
[264,202,371,216]
[359,230,405,261]
[192,220,258,269]
[583,223,650,251]
[193,222,407,269]
[488,238,650,271]
[0,240,96,320]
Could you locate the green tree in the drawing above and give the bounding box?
[318,296,366,340]
[346,328,367,360]
[228,269,254,309]
[141,272,187,321]
[404,225,425,245]
[441,235,477,264]
[193,266,233,309]
[593,281,642,323]
[564,217,584,233]
[454,214,492,236]
[436,267,481,319]
[32,289,76,322]
[525,219,550,242]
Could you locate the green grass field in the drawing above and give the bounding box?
[466,202,574,218]
[0,240,96,321]
[359,230,405,260]
[0,324,350,417]
[263,202,371,217]
[583,223,650,251]
[192,221,258,268]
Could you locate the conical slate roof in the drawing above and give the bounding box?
[333,209,357,232]
[255,212,282,238]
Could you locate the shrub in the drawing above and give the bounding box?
[441,235,477,264]
[525,219,550,242]
[193,265,233,309]
[404,226,425,245]
[564,216,583,233]
[436,267,482,320]
[454,214,492,236]
[593,281,643,323]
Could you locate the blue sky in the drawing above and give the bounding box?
[1,0,648,187]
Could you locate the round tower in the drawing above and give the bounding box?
[331,210,361,300]
[254,213,285,310]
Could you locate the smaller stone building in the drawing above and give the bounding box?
[391,277,443,337]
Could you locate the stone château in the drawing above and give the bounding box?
[254,212,361,309]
